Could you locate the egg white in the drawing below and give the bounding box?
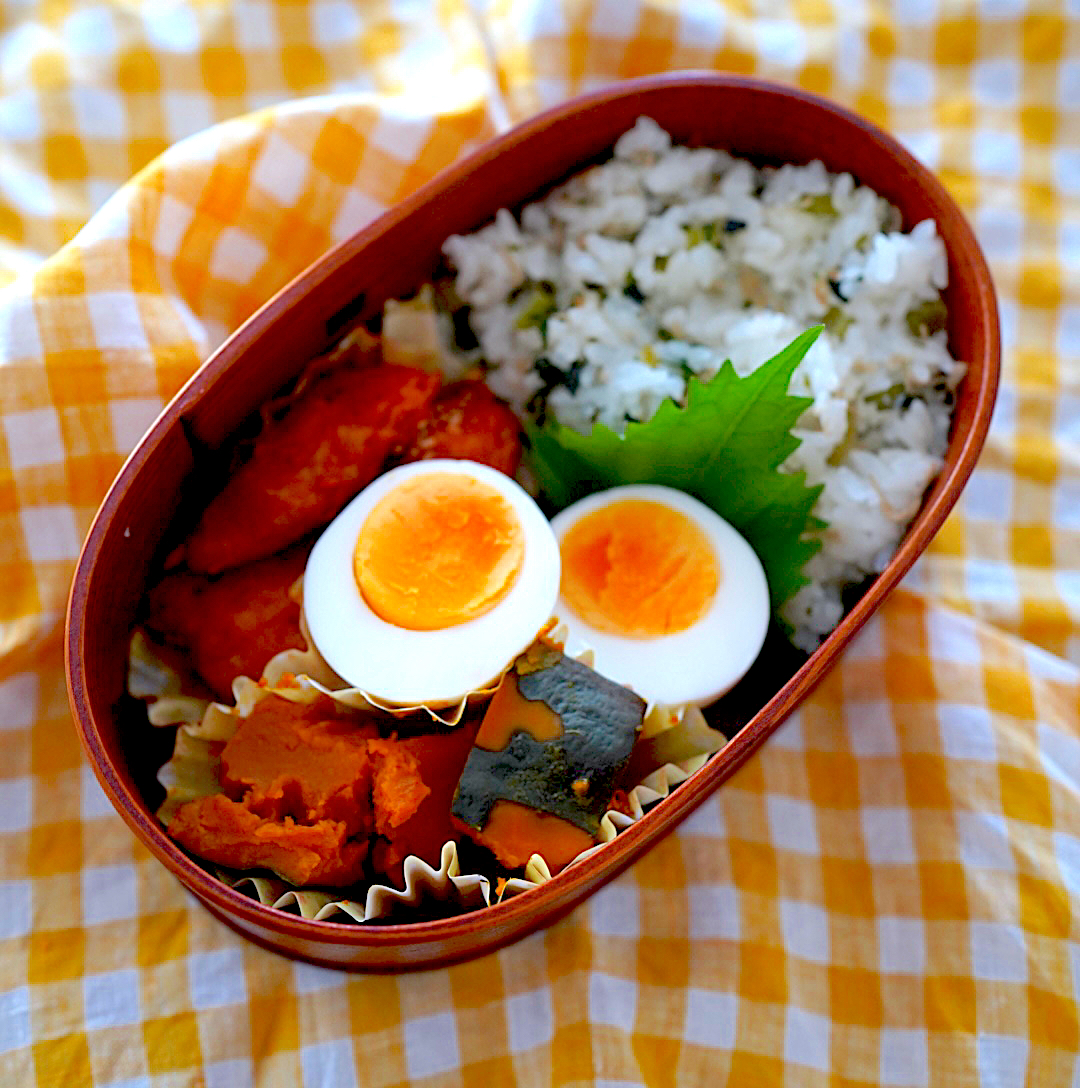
[303,459,561,709]
[550,484,770,708]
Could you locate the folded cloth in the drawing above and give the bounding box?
[1,2,1078,1085]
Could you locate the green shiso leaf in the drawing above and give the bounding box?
[526,327,827,611]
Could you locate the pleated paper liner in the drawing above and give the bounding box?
[128,623,727,924]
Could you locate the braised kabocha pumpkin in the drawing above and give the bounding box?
[369,714,483,886]
[166,695,433,887]
[451,642,646,873]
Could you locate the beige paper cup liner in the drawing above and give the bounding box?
[129,627,729,924]
[259,602,505,726]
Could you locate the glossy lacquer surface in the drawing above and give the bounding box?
[67,74,999,971]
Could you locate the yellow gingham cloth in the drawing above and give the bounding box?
[2,1,1079,1084]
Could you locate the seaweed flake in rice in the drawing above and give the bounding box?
[439,117,966,652]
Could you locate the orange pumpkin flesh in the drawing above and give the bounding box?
[166,696,433,888]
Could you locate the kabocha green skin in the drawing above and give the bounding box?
[452,648,646,836]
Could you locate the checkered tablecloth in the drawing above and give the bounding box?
[2,1,1078,1085]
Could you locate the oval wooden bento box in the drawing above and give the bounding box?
[66,73,1000,971]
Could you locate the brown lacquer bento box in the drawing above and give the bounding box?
[66,74,999,971]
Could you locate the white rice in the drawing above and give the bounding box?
[438,118,965,652]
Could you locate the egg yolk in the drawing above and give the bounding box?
[354,473,524,631]
[559,499,718,637]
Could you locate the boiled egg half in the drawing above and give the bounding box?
[550,484,770,707]
[303,459,561,709]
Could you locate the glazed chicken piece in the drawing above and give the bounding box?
[144,546,309,701]
[401,379,523,477]
[186,363,441,574]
